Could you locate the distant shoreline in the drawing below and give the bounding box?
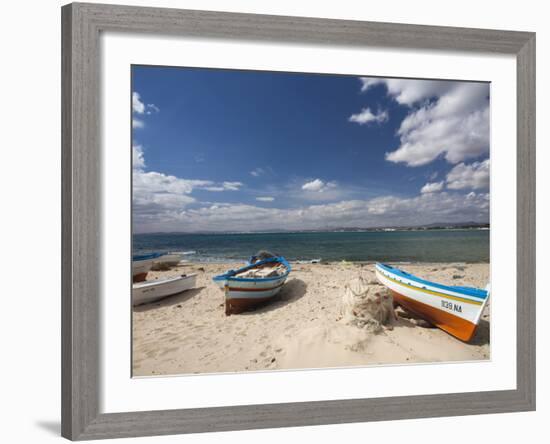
[157,259,491,265]
[134,226,490,236]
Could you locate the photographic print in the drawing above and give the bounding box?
[131,66,490,377]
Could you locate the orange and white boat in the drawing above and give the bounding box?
[375,263,489,342]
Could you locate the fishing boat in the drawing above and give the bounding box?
[150,252,184,270]
[213,256,291,315]
[155,253,182,266]
[375,263,489,342]
[132,252,163,282]
[132,273,198,306]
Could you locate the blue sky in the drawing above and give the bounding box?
[132,66,490,233]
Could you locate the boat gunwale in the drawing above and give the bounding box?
[212,256,291,283]
[132,273,198,289]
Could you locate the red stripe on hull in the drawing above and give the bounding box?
[391,290,478,342]
[226,282,285,292]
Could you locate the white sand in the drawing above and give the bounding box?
[132,262,490,376]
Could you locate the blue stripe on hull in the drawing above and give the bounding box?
[376,263,488,300]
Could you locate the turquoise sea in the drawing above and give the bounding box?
[133,229,490,263]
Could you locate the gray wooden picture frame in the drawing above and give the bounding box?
[61,2,536,440]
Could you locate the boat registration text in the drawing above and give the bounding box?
[441,300,462,313]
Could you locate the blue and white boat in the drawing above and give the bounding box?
[213,256,291,315]
[375,263,490,342]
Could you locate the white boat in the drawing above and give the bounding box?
[155,253,182,266]
[295,258,321,264]
[132,273,198,306]
[213,256,291,315]
[150,253,184,270]
[132,252,163,282]
[375,263,490,342]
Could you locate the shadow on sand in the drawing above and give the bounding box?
[133,286,205,312]
[239,278,308,315]
[468,319,490,346]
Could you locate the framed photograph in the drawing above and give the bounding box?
[62,2,535,440]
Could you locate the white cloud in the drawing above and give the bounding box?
[132,91,159,133]
[146,104,160,115]
[250,168,265,177]
[203,181,243,192]
[360,77,455,106]
[421,181,444,194]
[132,147,246,229]
[359,77,384,92]
[134,191,490,233]
[133,170,199,219]
[132,145,145,170]
[256,196,275,202]
[446,159,490,190]
[134,171,210,195]
[224,182,243,191]
[349,107,388,125]
[302,179,337,193]
[302,179,324,192]
[358,78,490,167]
[132,92,145,114]
[132,92,160,114]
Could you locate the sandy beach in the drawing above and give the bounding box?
[132,261,490,377]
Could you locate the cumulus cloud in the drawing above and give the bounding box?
[360,77,455,106]
[133,170,199,219]
[132,92,159,131]
[132,145,489,233]
[359,77,384,92]
[132,92,145,114]
[133,145,145,170]
[302,179,324,192]
[446,159,490,190]
[134,191,490,233]
[349,107,388,125]
[134,171,210,195]
[358,78,490,167]
[133,148,245,228]
[421,181,444,194]
[302,179,337,193]
[132,92,159,115]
